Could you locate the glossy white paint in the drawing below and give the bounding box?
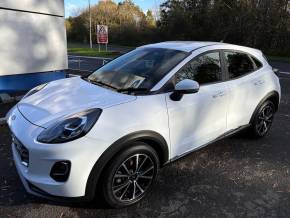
[175,79,200,92]
[139,41,220,52]
[166,82,229,157]
[7,42,281,199]
[7,107,105,197]
[18,77,136,128]
[225,65,278,130]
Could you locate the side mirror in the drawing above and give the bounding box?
[170,79,200,101]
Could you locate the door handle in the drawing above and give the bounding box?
[218,91,226,97]
[254,80,265,86]
[212,91,226,98]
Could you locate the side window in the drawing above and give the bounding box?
[224,51,255,79]
[176,52,222,85]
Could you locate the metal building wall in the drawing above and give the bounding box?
[0,0,67,76]
[0,0,64,16]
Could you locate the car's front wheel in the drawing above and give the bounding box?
[250,100,276,138]
[101,142,159,208]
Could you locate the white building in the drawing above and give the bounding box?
[0,0,67,92]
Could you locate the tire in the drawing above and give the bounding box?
[250,100,276,138]
[101,142,160,208]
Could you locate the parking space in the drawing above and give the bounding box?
[0,72,290,216]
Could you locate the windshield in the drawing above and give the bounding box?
[88,48,188,93]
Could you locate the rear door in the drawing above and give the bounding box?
[222,50,263,131]
[166,51,229,158]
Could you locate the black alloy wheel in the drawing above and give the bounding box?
[252,100,275,137]
[101,143,159,208]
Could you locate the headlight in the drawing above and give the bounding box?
[37,108,102,144]
[23,83,48,99]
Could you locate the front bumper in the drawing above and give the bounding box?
[11,142,85,202]
[11,145,88,202]
[7,106,108,201]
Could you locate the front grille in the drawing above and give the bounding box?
[12,134,29,167]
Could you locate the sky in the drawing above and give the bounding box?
[64,0,161,17]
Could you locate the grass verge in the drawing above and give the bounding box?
[68,48,120,58]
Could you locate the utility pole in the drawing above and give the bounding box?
[88,0,93,49]
[154,0,160,21]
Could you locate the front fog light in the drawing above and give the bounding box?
[50,161,71,182]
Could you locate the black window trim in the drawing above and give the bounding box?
[221,49,264,81]
[172,49,227,87]
[154,50,228,94]
[249,55,263,70]
[155,49,264,94]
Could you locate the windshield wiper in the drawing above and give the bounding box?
[85,78,119,90]
[117,87,148,93]
[84,78,148,93]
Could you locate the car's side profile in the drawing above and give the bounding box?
[7,41,281,208]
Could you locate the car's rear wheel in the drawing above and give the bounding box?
[101,142,159,208]
[250,100,276,138]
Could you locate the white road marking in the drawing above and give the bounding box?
[68,59,84,63]
[280,72,290,75]
[68,55,112,60]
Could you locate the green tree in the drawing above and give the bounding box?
[67,0,157,45]
[146,10,156,27]
[159,0,290,55]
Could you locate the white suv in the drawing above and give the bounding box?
[7,42,281,208]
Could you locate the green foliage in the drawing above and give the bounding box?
[68,47,120,58]
[146,10,155,27]
[66,16,88,43]
[66,0,157,46]
[159,0,290,55]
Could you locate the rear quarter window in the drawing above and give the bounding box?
[224,51,255,79]
[251,56,263,69]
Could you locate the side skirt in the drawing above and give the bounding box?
[167,124,251,164]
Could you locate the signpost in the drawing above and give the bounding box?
[97,25,109,52]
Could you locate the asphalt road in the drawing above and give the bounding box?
[68,55,110,72]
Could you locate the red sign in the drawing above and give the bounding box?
[97,25,108,44]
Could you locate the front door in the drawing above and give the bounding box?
[166,51,229,158]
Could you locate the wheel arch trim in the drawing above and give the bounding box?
[84,130,169,200]
[250,90,280,124]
